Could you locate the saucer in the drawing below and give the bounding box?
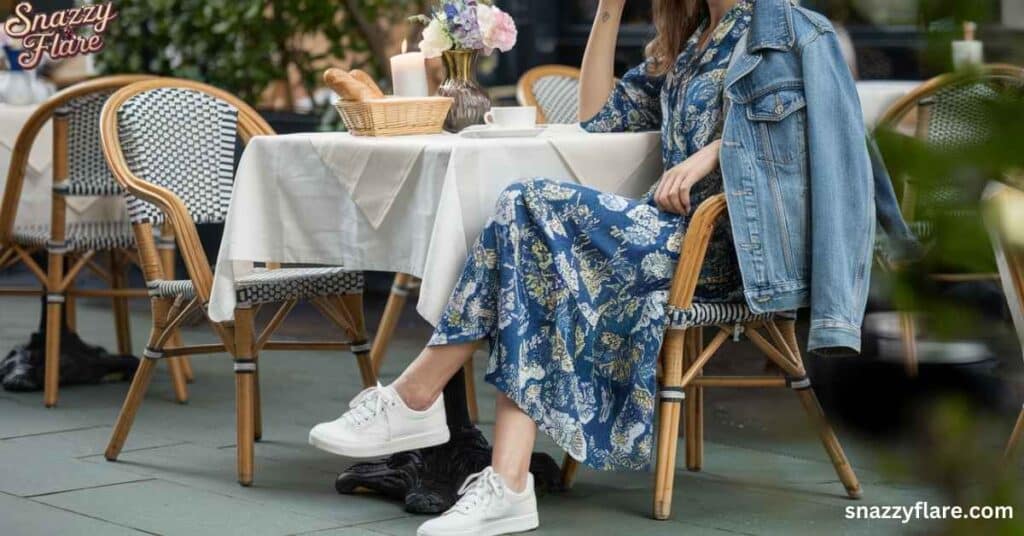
[460,125,546,139]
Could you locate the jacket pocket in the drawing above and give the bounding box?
[745,89,807,164]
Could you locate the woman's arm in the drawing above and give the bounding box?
[579,0,627,121]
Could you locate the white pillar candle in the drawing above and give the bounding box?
[952,22,984,70]
[390,41,428,98]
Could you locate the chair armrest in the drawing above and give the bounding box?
[666,193,729,309]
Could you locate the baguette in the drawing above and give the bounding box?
[349,69,385,99]
[323,68,376,101]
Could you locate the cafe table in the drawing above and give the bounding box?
[209,125,663,511]
[209,127,662,323]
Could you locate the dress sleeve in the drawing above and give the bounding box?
[580,59,665,133]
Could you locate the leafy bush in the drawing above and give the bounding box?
[97,0,420,109]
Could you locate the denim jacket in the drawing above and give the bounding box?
[720,0,912,355]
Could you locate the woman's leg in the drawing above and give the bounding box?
[491,392,537,492]
[391,341,482,411]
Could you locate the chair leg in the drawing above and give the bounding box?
[338,293,377,389]
[369,273,415,375]
[684,328,703,471]
[253,355,262,442]
[110,251,132,356]
[43,251,64,408]
[900,313,918,377]
[158,241,194,383]
[105,357,158,461]
[464,358,479,423]
[234,306,257,487]
[180,356,195,383]
[653,330,687,521]
[43,294,63,408]
[794,386,862,499]
[1005,404,1024,459]
[167,357,189,404]
[690,381,704,470]
[106,297,174,460]
[64,293,77,331]
[560,454,579,490]
[775,320,861,498]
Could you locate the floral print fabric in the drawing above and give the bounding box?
[429,0,753,470]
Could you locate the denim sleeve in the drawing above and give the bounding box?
[868,136,923,262]
[580,60,665,133]
[801,30,875,356]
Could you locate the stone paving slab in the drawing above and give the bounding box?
[79,442,412,527]
[36,479,342,536]
[0,295,963,535]
[0,491,147,535]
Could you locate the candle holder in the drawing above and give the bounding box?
[438,49,492,133]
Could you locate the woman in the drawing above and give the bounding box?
[311,0,903,534]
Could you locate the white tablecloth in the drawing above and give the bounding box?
[209,81,925,323]
[209,129,662,322]
[0,104,127,227]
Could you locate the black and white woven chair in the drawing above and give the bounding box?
[0,75,195,407]
[557,195,862,520]
[874,64,1024,376]
[99,79,375,487]
[516,65,581,124]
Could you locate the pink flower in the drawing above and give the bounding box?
[476,4,517,55]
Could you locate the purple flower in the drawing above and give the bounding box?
[433,0,483,49]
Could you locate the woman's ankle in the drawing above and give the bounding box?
[494,467,529,494]
[391,378,438,411]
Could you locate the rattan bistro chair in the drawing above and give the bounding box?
[559,195,862,520]
[0,75,194,407]
[516,65,582,124]
[99,79,376,486]
[874,64,1024,376]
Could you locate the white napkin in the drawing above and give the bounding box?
[306,132,441,228]
[543,126,663,193]
[0,104,53,175]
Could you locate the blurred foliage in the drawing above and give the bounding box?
[96,0,422,109]
[871,0,1024,343]
[901,397,1023,535]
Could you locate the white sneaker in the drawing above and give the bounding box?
[417,467,539,536]
[308,384,449,458]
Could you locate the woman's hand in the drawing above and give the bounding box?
[654,140,722,215]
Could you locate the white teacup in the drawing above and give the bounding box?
[484,106,537,129]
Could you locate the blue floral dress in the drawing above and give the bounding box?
[429,0,753,471]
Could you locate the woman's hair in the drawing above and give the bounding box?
[646,0,709,76]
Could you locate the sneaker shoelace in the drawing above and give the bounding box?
[342,384,398,429]
[451,467,505,514]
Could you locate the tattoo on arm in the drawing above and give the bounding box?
[601,10,611,23]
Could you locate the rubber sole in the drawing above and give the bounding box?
[309,427,450,459]
[417,511,539,536]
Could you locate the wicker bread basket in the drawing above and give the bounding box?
[335,96,453,136]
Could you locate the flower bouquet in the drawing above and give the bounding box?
[411,1,518,131]
[413,0,517,58]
